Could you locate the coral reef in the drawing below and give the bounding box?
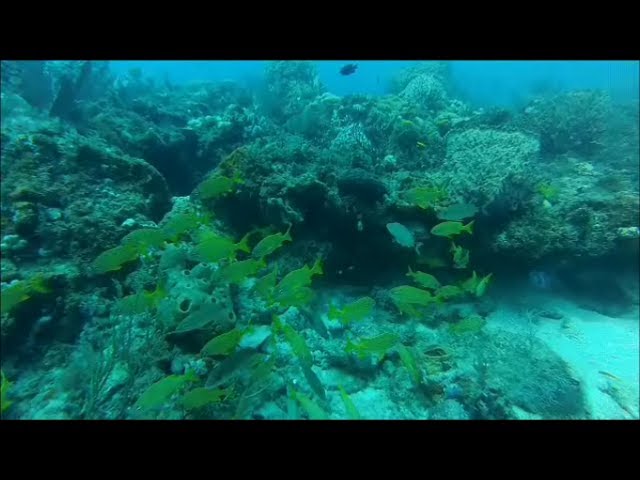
[1,61,637,420]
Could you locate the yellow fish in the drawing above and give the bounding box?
[431,220,474,238]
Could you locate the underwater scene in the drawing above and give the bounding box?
[0,60,638,420]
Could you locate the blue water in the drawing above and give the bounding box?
[109,60,639,107]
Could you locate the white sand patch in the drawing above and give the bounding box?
[348,387,420,420]
[488,293,639,419]
[535,304,639,419]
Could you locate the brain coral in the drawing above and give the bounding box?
[434,128,540,208]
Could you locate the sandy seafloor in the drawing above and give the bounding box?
[488,291,639,420]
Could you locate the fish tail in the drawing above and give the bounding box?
[328,304,341,321]
[311,258,323,276]
[464,220,475,235]
[272,314,284,332]
[345,340,356,354]
[29,275,52,294]
[151,279,168,303]
[236,232,251,253]
[284,223,293,242]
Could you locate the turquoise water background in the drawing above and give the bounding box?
[109,60,639,106]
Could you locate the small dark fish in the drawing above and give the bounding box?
[599,370,621,381]
[340,63,358,76]
[301,364,326,401]
[529,270,555,290]
[205,349,257,388]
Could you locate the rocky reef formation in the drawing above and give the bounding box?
[1,61,637,420]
